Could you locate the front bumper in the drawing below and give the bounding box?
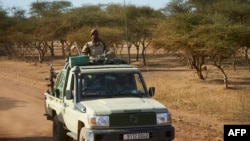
[85,125,175,141]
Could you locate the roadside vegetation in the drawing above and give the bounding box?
[142,53,250,122]
[0,0,250,89]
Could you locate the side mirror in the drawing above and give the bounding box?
[148,87,155,97]
[66,90,73,100]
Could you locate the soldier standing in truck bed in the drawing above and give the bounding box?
[81,28,107,59]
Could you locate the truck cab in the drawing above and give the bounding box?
[44,55,175,141]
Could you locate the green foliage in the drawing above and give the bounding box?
[99,27,124,47]
[0,0,250,69]
[162,0,193,15]
[152,0,250,83]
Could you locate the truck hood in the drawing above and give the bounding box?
[80,97,168,115]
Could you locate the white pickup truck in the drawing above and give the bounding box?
[44,55,175,141]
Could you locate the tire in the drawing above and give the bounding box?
[79,127,86,141]
[53,116,67,141]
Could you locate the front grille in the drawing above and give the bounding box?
[110,112,156,127]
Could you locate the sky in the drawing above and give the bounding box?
[0,0,171,11]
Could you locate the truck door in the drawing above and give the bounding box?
[55,70,67,98]
[51,70,67,123]
[63,74,78,134]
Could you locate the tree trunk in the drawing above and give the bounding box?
[136,46,139,61]
[214,63,228,89]
[132,42,140,62]
[244,47,250,70]
[49,41,55,57]
[127,44,132,64]
[65,41,73,57]
[187,57,194,69]
[197,69,205,80]
[119,44,124,58]
[189,56,205,80]
[3,42,14,60]
[38,48,46,63]
[35,41,47,63]
[232,54,236,71]
[142,46,147,66]
[60,39,66,57]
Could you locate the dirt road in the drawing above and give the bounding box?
[0,77,52,141]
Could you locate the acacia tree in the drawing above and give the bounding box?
[130,17,154,65]
[152,0,248,88]
[153,12,239,88]
[0,6,29,59]
[211,0,250,69]
[204,24,238,88]
[29,1,72,62]
[228,25,250,70]
[126,6,164,64]
[0,7,11,57]
[190,0,250,69]
[153,13,213,80]
[105,4,128,58]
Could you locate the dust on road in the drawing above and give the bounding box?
[0,77,52,141]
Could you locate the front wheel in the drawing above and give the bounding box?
[79,127,86,141]
[53,116,67,141]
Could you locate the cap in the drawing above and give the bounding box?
[90,28,98,36]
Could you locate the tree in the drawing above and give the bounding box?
[152,0,249,88]
[29,1,72,61]
[161,0,193,15]
[100,27,124,57]
[126,6,164,64]
[208,0,250,69]
[153,12,239,88]
[0,7,9,56]
[203,24,237,88]
[153,13,212,80]
[228,25,250,69]
[0,6,29,59]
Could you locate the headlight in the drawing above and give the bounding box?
[88,116,109,126]
[156,113,171,124]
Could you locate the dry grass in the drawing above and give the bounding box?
[138,53,250,123]
[144,72,250,122]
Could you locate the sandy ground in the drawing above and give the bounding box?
[0,76,52,141]
[0,59,224,141]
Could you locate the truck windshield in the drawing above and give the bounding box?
[79,72,147,97]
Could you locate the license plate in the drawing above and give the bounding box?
[123,133,149,140]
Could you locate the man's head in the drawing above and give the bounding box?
[90,28,99,41]
[90,28,98,36]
